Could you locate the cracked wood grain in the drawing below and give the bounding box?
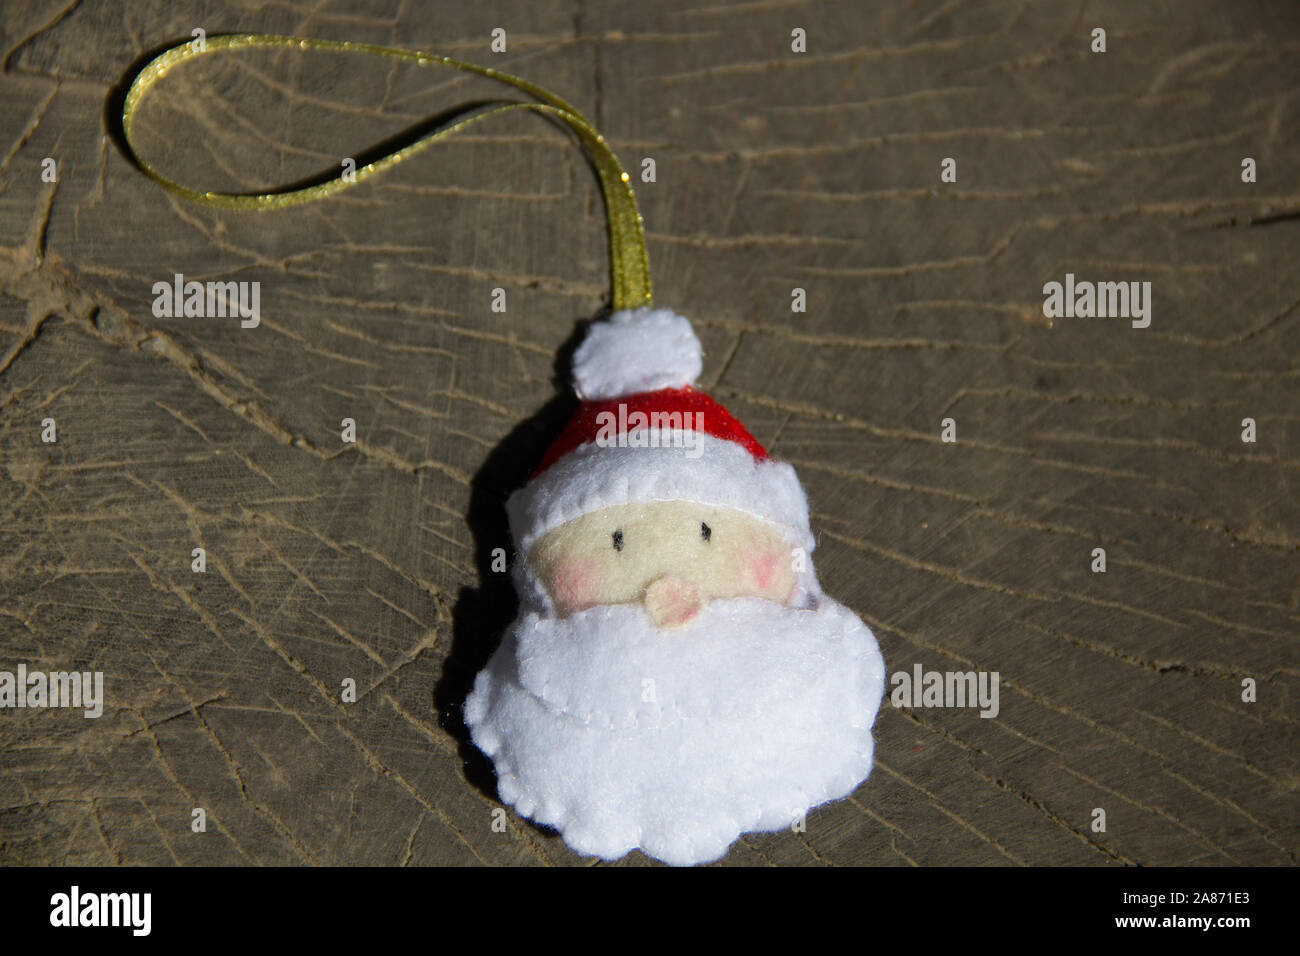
[0,0,1296,867]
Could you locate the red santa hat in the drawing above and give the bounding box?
[507,308,814,557]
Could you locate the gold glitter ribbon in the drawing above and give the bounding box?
[121,33,652,309]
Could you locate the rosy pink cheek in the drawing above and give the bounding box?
[748,552,778,591]
[553,558,599,612]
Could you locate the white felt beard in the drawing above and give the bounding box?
[465,594,886,866]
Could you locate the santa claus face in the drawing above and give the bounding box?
[529,501,798,627]
[465,499,885,866]
[466,308,886,864]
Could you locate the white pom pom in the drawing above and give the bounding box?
[571,308,702,400]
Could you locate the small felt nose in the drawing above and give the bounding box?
[644,575,703,630]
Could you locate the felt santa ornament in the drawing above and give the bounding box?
[464,307,886,866]
[122,33,887,867]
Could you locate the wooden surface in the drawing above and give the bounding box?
[0,0,1296,866]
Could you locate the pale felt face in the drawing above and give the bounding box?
[530,501,798,629]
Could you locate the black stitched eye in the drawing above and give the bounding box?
[700,522,711,543]
[612,529,624,552]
